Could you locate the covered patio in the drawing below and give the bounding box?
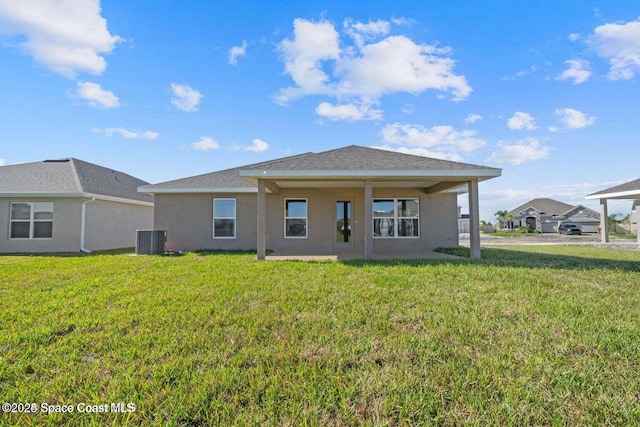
[585,179,640,246]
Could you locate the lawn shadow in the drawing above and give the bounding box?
[340,247,640,273]
[0,248,136,257]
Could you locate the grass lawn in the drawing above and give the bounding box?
[1,246,639,426]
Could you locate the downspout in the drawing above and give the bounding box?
[80,197,96,253]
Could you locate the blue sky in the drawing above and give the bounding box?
[1,1,639,221]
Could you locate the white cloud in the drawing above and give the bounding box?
[92,127,159,140]
[344,18,390,47]
[464,113,483,124]
[391,17,417,27]
[557,59,591,84]
[507,111,537,130]
[315,102,382,121]
[380,122,485,160]
[243,138,269,153]
[336,35,471,101]
[548,126,559,133]
[568,33,581,42]
[591,18,640,80]
[76,81,119,108]
[401,104,415,114]
[488,137,550,165]
[170,83,203,112]
[276,18,471,120]
[228,40,247,65]
[276,18,340,102]
[0,158,4,166]
[555,108,596,129]
[0,0,121,77]
[190,136,219,151]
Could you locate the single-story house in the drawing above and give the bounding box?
[507,198,600,233]
[139,145,501,259]
[586,178,640,244]
[0,158,153,253]
[457,206,470,233]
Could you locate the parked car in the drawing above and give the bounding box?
[558,223,582,235]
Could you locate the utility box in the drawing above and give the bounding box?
[136,230,166,255]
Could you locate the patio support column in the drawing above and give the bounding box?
[468,179,481,259]
[364,180,373,260]
[599,198,609,243]
[257,179,266,260]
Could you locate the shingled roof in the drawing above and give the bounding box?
[586,178,640,200]
[141,145,501,192]
[508,198,574,217]
[0,158,152,203]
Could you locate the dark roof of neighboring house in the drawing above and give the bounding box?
[0,158,152,203]
[141,145,501,191]
[556,204,600,219]
[586,178,640,199]
[508,198,574,217]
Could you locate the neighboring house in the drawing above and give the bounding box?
[586,178,640,244]
[508,198,600,233]
[457,206,470,233]
[0,158,153,253]
[140,145,501,259]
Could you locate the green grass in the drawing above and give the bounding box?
[609,232,638,240]
[1,247,639,426]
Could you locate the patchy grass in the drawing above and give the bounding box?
[1,247,639,426]
[609,232,638,240]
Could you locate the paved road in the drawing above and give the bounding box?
[459,233,637,246]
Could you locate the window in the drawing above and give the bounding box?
[213,198,236,238]
[336,201,352,243]
[10,202,54,239]
[285,199,307,238]
[373,198,419,238]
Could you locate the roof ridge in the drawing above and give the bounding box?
[67,158,85,192]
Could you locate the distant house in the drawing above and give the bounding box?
[140,145,501,259]
[586,178,640,244]
[457,206,470,233]
[508,198,600,233]
[0,158,153,253]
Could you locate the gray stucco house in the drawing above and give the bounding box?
[508,198,600,233]
[0,158,153,253]
[140,145,501,259]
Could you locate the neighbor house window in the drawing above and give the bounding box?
[10,202,54,239]
[213,198,236,238]
[285,199,307,238]
[373,198,419,238]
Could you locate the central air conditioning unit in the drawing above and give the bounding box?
[135,229,167,255]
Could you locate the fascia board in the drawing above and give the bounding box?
[238,169,501,179]
[0,191,153,207]
[585,189,640,200]
[138,187,257,194]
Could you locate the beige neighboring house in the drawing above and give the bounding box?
[139,145,501,259]
[586,178,640,244]
[0,158,153,253]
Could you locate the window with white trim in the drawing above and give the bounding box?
[373,198,419,238]
[213,198,236,238]
[10,202,54,239]
[285,199,307,238]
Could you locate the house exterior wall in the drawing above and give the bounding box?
[153,193,258,251]
[153,187,459,254]
[0,197,82,253]
[84,199,153,251]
